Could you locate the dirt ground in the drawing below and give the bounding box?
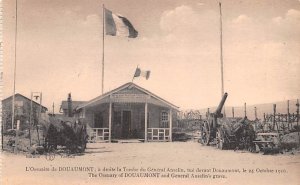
[1,141,300,185]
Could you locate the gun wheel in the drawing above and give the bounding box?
[200,121,211,146]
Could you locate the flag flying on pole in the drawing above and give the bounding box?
[104,8,138,38]
[134,67,150,80]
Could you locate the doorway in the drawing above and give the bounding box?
[122,111,131,138]
[94,112,103,128]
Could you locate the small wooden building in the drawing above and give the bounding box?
[60,100,86,116]
[76,82,179,142]
[2,93,48,131]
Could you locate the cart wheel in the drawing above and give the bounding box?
[200,121,211,146]
[247,145,256,153]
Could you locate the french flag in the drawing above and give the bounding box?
[134,67,150,80]
[104,8,138,38]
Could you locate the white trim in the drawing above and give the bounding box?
[77,82,179,110]
[147,128,170,141]
[87,128,109,142]
[160,110,169,128]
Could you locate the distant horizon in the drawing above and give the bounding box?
[3,90,299,115]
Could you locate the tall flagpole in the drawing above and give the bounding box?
[219,2,225,116]
[132,65,139,82]
[12,0,18,129]
[102,4,105,94]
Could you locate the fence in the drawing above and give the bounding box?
[147,128,170,141]
[87,128,109,142]
[263,113,299,132]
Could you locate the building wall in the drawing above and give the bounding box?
[84,103,109,128]
[2,95,47,131]
[148,104,176,128]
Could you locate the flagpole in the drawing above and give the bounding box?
[219,2,225,116]
[131,74,135,83]
[132,65,139,82]
[12,0,18,129]
[102,4,105,94]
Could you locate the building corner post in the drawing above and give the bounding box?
[169,109,172,142]
[108,99,112,143]
[144,102,148,142]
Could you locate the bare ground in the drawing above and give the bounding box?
[1,141,300,185]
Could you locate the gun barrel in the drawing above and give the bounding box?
[215,92,228,115]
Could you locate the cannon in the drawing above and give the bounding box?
[199,93,256,150]
[199,93,228,146]
[216,117,256,150]
[43,117,88,153]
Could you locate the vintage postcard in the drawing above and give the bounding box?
[1,0,299,185]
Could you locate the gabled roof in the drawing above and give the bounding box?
[60,101,86,112]
[2,93,48,111]
[77,82,179,110]
[60,101,86,109]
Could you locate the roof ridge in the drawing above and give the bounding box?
[77,82,179,110]
[2,93,48,110]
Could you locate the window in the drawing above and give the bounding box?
[160,111,169,128]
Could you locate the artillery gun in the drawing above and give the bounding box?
[199,93,228,146]
[199,93,256,150]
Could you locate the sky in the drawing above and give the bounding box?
[3,0,300,112]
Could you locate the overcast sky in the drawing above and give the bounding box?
[3,0,300,112]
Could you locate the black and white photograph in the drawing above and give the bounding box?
[1,0,300,185]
